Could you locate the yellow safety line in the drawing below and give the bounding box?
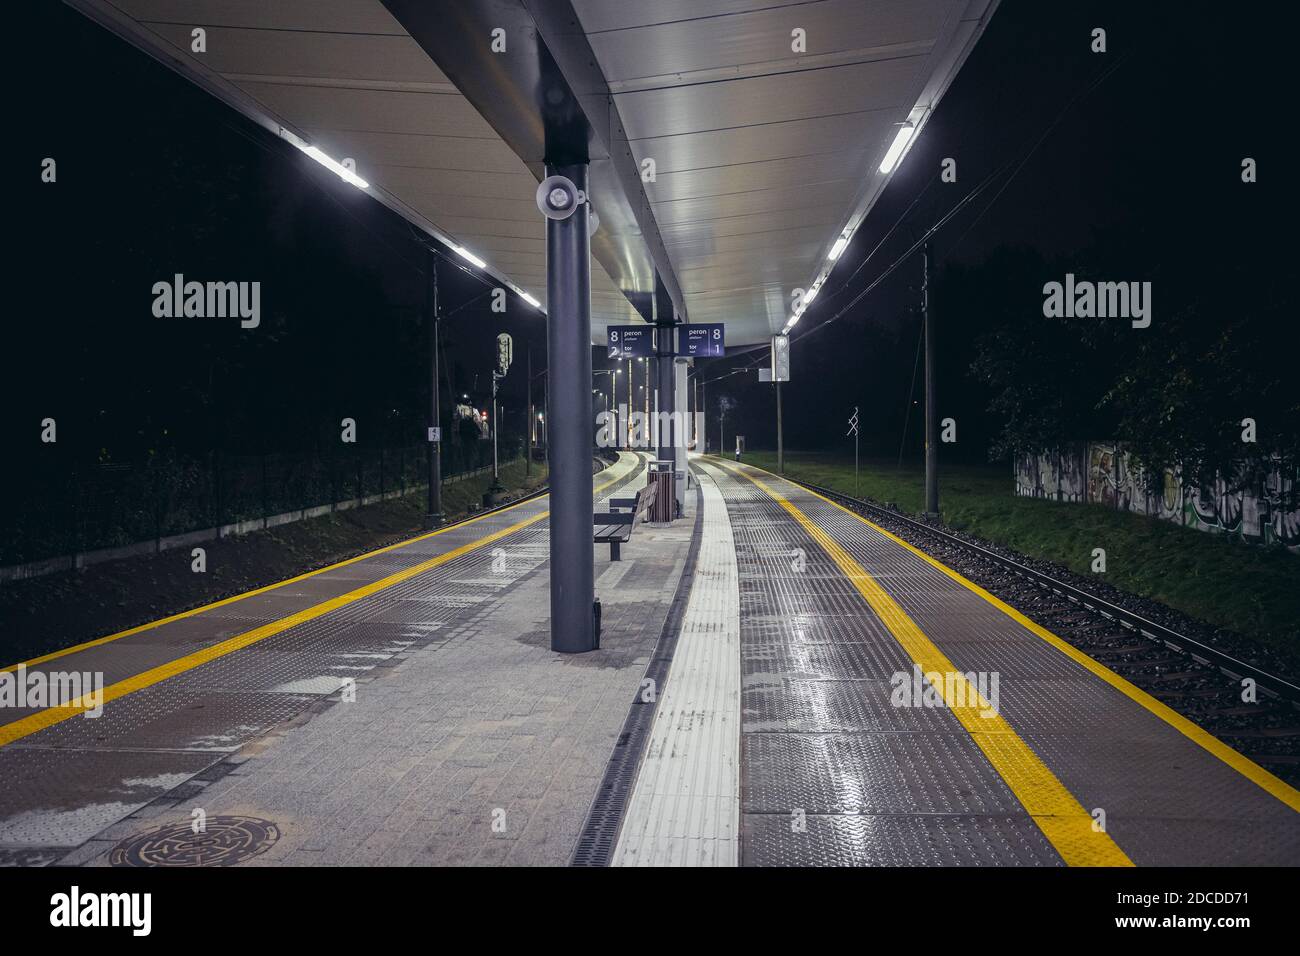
[0,455,641,748]
[718,458,1300,817]
[4,453,638,675]
[710,459,1132,866]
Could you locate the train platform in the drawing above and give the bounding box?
[688,457,1299,866]
[2,452,1296,867]
[0,451,699,866]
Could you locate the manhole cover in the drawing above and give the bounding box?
[109,816,280,867]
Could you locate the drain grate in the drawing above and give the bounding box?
[108,816,280,867]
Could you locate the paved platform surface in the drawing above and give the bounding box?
[0,451,693,866]
[699,458,1299,866]
[6,450,1296,867]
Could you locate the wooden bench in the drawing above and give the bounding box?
[593,482,657,561]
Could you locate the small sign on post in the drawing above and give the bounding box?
[428,426,441,442]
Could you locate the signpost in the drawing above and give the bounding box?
[679,323,725,357]
[771,334,789,473]
[489,333,513,500]
[847,407,860,498]
[607,325,654,360]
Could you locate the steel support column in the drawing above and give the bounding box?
[425,254,444,527]
[674,356,689,501]
[656,327,676,466]
[545,163,595,653]
[923,241,939,516]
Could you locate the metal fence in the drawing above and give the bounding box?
[3,440,518,567]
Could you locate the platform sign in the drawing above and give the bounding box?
[607,325,653,359]
[679,323,725,357]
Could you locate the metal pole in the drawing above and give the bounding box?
[545,163,595,653]
[693,377,699,449]
[655,307,677,511]
[923,241,939,517]
[491,374,500,484]
[776,380,785,475]
[426,255,444,527]
[674,356,688,501]
[526,345,532,478]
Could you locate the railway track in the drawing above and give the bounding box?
[783,475,1300,787]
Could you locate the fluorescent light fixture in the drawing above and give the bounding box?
[279,128,369,189]
[879,122,915,174]
[301,146,369,189]
[521,292,541,308]
[453,245,486,269]
[828,237,849,261]
[803,286,818,305]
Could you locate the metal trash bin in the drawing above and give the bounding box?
[648,460,674,523]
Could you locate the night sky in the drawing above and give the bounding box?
[6,1,1292,471]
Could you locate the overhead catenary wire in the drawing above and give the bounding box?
[695,49,1136,389]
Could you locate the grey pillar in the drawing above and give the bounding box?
[923,241,939,516]
[654,316,677,515]
[425,255,444,527]
[545,163,595,653]
[674,356,689,499]
[656,325,675,465]
[525,345,532,478]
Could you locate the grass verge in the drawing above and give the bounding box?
[741,450,1299,667]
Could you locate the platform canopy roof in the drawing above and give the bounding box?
[71,0,997,346]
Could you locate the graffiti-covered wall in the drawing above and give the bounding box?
[1014,443,1300,552]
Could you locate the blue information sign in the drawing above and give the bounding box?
[607,325,654,359]
[679,324,725,357]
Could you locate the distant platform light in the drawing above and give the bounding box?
[828,237,849,261]
[879,122,916,174]
[454,245,487,269]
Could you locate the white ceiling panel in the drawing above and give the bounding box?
[574,0,998,343]
[82,0,645,334]
[76,0,996,345]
